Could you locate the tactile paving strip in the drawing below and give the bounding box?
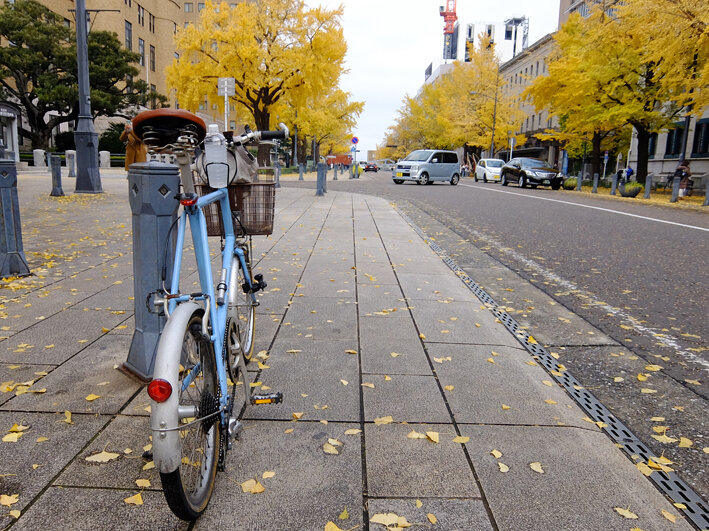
[398,210,709,530]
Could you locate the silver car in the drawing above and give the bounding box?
[474,158,505,182]
[392,149,461,185]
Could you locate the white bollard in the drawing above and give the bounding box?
[99,150,111,168]
[33,149,46,168]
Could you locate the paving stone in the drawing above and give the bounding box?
[397,271,481,302]
[0,362,55,406]
[194,421,363,530]
[2,334,141,414]
[365,422,479,498]
[0,411,109,528]
[56,414,159,489]
[460,425,692,531]
[277,296,357,341]
[362,374,451,424]
[366,498,493,530]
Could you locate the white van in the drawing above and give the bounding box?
[392,150,461,185]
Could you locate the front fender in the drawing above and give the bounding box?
[150,301,201,474]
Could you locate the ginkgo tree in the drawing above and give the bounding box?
[167,0,348,163]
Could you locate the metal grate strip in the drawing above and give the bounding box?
[397,208,709,530]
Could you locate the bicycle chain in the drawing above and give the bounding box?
[218,318,238,471]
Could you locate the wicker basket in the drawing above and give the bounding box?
[195,180,275,237]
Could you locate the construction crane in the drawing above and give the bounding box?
[440,0,459,60]
[439,0,457,34]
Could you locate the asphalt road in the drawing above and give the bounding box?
[283,172,709,502]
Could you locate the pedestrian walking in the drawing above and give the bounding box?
[120,122,147,170]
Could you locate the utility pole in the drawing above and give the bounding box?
[73,0,102,193]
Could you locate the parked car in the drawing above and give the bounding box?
[392,149,460,185]
[364,162,379,172]
[500,157,562,189]
[474,158,505,182]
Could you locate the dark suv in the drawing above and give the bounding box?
[500,158,562,190]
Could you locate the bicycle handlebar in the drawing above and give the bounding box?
[232,123,289,145]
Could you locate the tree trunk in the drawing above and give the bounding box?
[253,108,271,167]
[591,132,602,181]
[634,127,650,182]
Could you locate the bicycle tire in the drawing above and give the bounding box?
[160,312,220,521]
[228,254,255,362]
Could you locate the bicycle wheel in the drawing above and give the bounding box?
[160,312,220,521]
[228,254,255,362]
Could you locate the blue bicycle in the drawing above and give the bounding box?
[133,109,287,520]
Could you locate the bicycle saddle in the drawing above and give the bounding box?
[132,109,207,148]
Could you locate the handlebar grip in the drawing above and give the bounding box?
[260,130,287,141]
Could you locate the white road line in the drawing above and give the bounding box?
[460,183,709,232]
[458,223,709,371]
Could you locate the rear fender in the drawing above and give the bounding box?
[150,301,201,474]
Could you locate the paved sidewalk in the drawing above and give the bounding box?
[0,174,691,530]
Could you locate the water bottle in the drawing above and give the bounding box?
[203,124,228,188]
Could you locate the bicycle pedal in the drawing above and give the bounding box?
[228,417,242,441]
[242,274,268,294]
[250,392,283,405]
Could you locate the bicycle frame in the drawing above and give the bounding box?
[167,188,254,419]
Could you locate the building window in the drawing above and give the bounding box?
[138,5,145,26]
[184,2,193,12]
[125,0,132,6]
[664,123,685,158]
[531,115,535,130]
[125,21,132,50]
[648,132,658,159]
[174,52,180,60]
[150,45,156,72]
[198,3,205,11]
[138,38,145,66]
[149,13,155,32]
[692,118,709,157]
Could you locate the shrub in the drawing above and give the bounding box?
[623,181,643,191]
[562,177,577,190]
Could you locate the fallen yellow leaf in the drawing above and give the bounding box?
[0,494,19,507]
[85,394,100,401]
[498,462,509,473]
[415,500,423,508]
[345,349,357,355]
[135,479,151,488]
[661,509,677,523]
[444,385,454,391]
[645,364,663,372]
[544,399,557,405]
[3,432,23,443]
[124,493,143,505]
[36,436,49,443]
[344,429,362,435]
[324,522,345,531]
[338,506,349,520]
[85,450,120,463]
[374,416,394,425]
[501,404,511,410]
[637,373,649,382]
[323,443,339,455]
[641,388,657,394]
[490,449,502,459]
[407,430,426,439]
[8,423,29,433]
[419,333,426,340]
[614,507,638,519]
[427,513,437,524]
[452,436,469,444]
[678,437,693,448]
[240,478,265,494]
[361,382,375,389]
[292,412,304,420]
[262,471,276,479]
[529,462,545,474]
[426,431,439,443]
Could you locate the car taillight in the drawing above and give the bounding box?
[148,378,172,402]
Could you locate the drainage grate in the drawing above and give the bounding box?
[397,208,709,530]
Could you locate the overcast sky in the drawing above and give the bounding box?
[306,0,561,158]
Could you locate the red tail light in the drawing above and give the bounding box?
[180,196,198,206]
[148,378,172,402]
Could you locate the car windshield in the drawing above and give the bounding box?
[486,160,504,168]
[403,150,432,162]
[521,158,552,169]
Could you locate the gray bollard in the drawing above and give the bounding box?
[65,150,76,177]
[333,164,338,180]
[274,159,281,189]
[611,173,618,195]
[576,173,582,191]
[33,149,46,169]
[670,175,681,203]
[0,158,30,278]
[49,154,64,196]
[316,162,325,196]
[299,163,304,181]
[124,162,180,381]
[704,180,709,207]
[592,173,599,193]
[46,152,53,173]
[644,173,653,199]
[323,164,328,194]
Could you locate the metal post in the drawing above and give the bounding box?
[333,164,338,180]
[703,180,709,207]
[315,162,325,196]
[298,163,304,181]
[73,0,102,194]
[0,158,30,278]
[576,171,582,191]
[124,162,180,380]
[671,176,681,202]
[671,115,692,203]
[611,172,618,195]
[46,152,52,173]
[644,173,652,199]
[592,173,599,193]
[274,158,281,189]
[49,155,64,196]
[66,150,76,177]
